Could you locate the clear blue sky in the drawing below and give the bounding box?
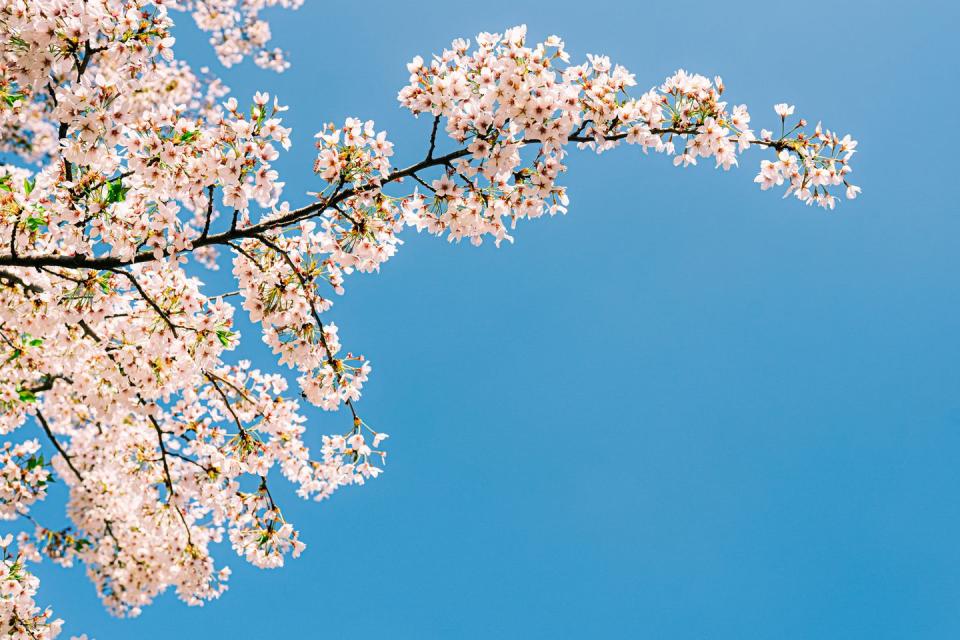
[31,1,960,638]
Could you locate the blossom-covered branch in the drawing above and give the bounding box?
[0,1,859,635]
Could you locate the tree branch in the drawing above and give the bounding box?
[35,410,84,482]
[107,268,179,336]
[0,146,473,270]
[425,115,441,160]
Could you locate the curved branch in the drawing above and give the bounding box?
[0,146,473,270]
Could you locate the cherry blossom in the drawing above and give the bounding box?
[0,534,62,638]
[0,2,860,634]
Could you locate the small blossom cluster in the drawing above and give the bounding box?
[313,118,394,187]
[1,537,64,639]
[170,0,303,71]
[229,492,304,568]
[0,439,50,521]
[309,119,408,273]
[652,70,755,169]
[754,107,860,209]
[232,229,371,412]
[321,425,389,486]
[398,26,577,245]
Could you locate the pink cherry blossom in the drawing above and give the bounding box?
[0,5,860,635]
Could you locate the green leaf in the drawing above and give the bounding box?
[18,388,37,403]
[216,329,235,347]
[106,178,128,204]
[94,273,112,294]
[25,214,44,231]
[27,338,43,347]
[178,130,198,144]
[23,177,34,196]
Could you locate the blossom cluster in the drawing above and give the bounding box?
[169,0,303,71]
[0,2,859,635]
[232,228,373,411]
[754,110,860,208]
[1,537,63,639]
[313,118,394,188]
[397,25,859,242]
[0,439,50,520]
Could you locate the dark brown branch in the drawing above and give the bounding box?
[148,413,194,548]
[8,213,20,259]
[426,115,441,160]
[201,185,215,239]
[0,270,42,293]
[330,202,360,227]
[410,174,436,193]
[204,372,245,432]
[39,266,85,283]
[0,124,791,272]
[226,241,264,271]
[258,475,278,511]
[163,449,214,473]
[0,146,472,270]
[24,374,72,394]
[35,410,84,482]
[107,268,179,336]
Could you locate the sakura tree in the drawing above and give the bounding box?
[0,0,860,636]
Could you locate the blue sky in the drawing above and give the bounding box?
[30,1,960,638]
